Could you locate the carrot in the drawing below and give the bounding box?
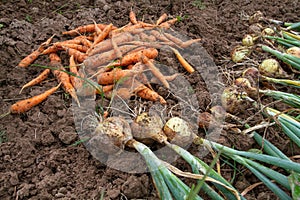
[180,38,202,48]
[159,18,178,29]
[63,43,89,53]
[141,55,170,88]
[129,10,138,25]
[42,45,61,55]
[17,35,54,67]
[62,46,87,63]
[114,47,159,66]
[50,53,80,106]
[163,32,184,46]
[19,68,51,94]
[93,23,113,46]
[132,79,166,104]
[111,34,123,59]
[62,24,117,36]
[150,30,171,42]
[87,32,134,56]
[74,36,93,48]
[97,68,135,85]
[169,47,195,73]
[84,45,139,69]
[42,39,83,55]
[105,87,132,100]
[96,84,114,94]
[138,32,157,42]
[69,55,82,89]
[156,13,168,25]
[10,83,61,114]
[93,20,103,35]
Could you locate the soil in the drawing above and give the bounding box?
[0,0,299,199]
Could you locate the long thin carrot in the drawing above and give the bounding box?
[159,18,178,29]
[63,43,89,53]
[49,53,80,106]
[169,47,195,73]
[69,55,82,89]
[19,68,51,94]
[10,83,61,114]
[62,24,117,36]
[141,55,170,89]
[17,35,54,67]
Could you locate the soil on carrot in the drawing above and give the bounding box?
[0,0,299,199]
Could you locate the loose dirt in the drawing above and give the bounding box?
[0,0,299,199]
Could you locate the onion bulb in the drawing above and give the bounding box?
[242,34,259,46]
[286,46,300,58]
[261,28,275,36]
[231,45,251,63]
[131,112,167,144]
[242,67,260,86]
[163,117,194,146]
[221,86,253,114]
[258,58,287,78]
[249,11,264,24]
[248,23,263,34]
[234,77,258,98]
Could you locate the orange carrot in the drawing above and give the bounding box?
[63,43,89,53]
[114,47,158,66]
[141,55,170,88]
[69,55,82,89]
[132,79,166,104]
[93,20,103,35]
[159,18,178,29]
[111,34,123,59]
[105,87,132,100]
[42,39,83,55]
[88,32,134,56]
[181,38,202,48]
[156,13,168,25]
[97,68,135,85]
[129,10,138,24]
[75,36,93,48]
[10,83,61,114]
[17,35,54,67]
[62,46,87,63]
[92,23,113,46]
[62,24,117,36]
[96,84,114,94]
[49,53,80,106]
[169,47,195,73]
[84,45,138,69]
[163,32,184,46]
[19,68,51,93]
[150,30,171,42]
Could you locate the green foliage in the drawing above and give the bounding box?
[192,0,206,10]
[289,172,300,200]
[25,15,32,23]
[0,130,7,144]
[0,23,4,29]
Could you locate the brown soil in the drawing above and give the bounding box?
[0,0,299,199]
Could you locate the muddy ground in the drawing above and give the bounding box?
[0,0,299,199]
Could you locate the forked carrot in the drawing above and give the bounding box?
[49,53,80,106]
[141,55,170,88]
[10,83,61,114]
[62,46,87,63]
[84,45,139,68]
[19,68,51,94]
[156,13,168,25]
[169,47,195,73]
[97,68,135,85]
[114,47,158,66]
[93,23,113,46]
[17,35,54,67]
[159,18,178,29]
[131,79,166,104]
[129,10,138,25]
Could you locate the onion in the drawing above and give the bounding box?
[221,86,253,114]
[261,28,275,36]
[163,117,194,146]
[286,46,300,58]
[89,117,133,154]
[248,23,263,34]
[234,77,258,98]
[242,34,259,46]
[231,45,251,63]
[242,67,260,86]
[131,112,167,144]
[249,11,264,24]
[258,58,288,78]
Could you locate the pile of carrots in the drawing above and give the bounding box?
[5,11,201,115]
